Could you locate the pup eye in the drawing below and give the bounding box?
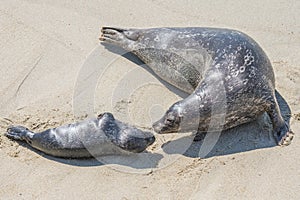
[97,113,104,119]
[166,118,174,123]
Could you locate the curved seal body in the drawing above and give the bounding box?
[101,27,216,93]
[6,113,155,158]
[100,27,294,146]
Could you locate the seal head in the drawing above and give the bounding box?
[152,103,182,134]
[99,113,155,153]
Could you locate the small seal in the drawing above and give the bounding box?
[5,112,155,158]
[100,27,294,146]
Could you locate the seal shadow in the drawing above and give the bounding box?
[162,91,292,158]
[101,43,189,99]
[14,141,163,168]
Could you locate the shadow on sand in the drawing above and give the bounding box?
[13,141,163,169]
[101,43,189,99]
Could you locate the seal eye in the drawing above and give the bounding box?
[166,118,175,124]
[97,113,104,119]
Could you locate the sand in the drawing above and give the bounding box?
[0,0,299,199]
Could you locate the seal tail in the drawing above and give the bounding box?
[5,126,34,143]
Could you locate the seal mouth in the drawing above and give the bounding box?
[117,133,156,153]
[152,121,162,133]
[152,121,178,134]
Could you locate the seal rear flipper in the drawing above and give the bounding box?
[102,27,126,33]
[100,27,140,49]
[6,126,34,143]
[101,27,140,41]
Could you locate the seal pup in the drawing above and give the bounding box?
[99,27,294,146]
[5,112,155,158]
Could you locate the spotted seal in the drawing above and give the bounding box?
[100,27,294,145]
[5,112,155,158]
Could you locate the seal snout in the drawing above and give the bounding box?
[152,121,163,134]
[146,134,156,146]
[152,120,176,134]
[97,112,114,120]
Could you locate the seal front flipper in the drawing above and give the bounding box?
[193,131,207,142]
[266,106,294,146]
[265,93,294,146]
[275,123,294,146]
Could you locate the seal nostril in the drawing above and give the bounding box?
[152,122,159,129]
[152,123,163,134]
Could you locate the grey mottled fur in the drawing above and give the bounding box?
[100,27,294,146]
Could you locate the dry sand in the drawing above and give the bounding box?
[0,0,300,199]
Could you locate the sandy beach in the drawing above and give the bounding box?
[0,1,300,199]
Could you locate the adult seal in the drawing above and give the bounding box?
[100,27,294,146]
[5,112,155,158]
